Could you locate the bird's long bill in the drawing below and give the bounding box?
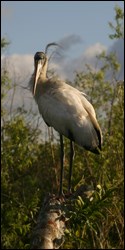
[33,61,42,96]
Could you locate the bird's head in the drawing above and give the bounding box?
[33,52,47,96]
[33,42,59,96]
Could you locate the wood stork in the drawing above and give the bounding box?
[29,43,102,196]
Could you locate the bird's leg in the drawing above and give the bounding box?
[68,140,75,194]
[59,134,64,196]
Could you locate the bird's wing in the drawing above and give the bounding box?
[37,81,102,152]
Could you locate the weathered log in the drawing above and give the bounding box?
[30,185,94,249]
[30,194,66,249]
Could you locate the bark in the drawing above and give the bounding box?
[30,194,66,249]
[30,185,94,249]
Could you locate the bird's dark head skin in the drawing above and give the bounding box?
[34,52,45,61]
[33,52,47,95]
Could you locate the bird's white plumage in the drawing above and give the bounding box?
[29,50,102,154]
[29,48,102,195]
[33,79,101,152]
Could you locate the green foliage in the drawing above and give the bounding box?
[1,114,60,249]
[1,116,39,248]
[1,37,10,49]
[1,69,11,100]
[108,5,124,39]
[64,181,123,249]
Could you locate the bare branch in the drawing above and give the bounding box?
[30,194,66,249]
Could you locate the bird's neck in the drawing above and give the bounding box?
[39,72,47,81]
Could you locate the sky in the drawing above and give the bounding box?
[1,1,124,122]
[1,1,124,56]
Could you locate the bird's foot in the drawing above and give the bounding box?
[57,190,66,201]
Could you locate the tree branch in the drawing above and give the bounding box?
[30,194,66,249]
[30,185,94,249]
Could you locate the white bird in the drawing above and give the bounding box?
[29,43,102,196]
